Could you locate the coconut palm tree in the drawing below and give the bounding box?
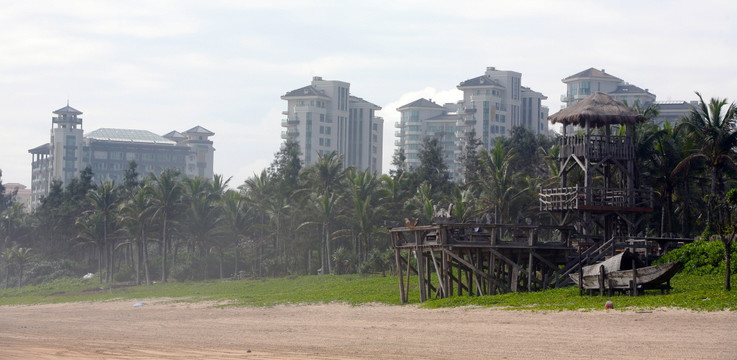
[182,177,224,279]
[75,212,106,283]
[298,191,345,275]
[301,151,346,196]
[477,141,518,223]
[117,184,154,285]
[404,182,435,225]
[347,169,388,262]
[450,185,477,223]
[146,169,183,283]
[676,93,737,229]
[240,170,274,277]
[86,180,119,283]
[1,248,13,288]
[640,122,688,236]
[11,247,32,288]
[220,190,252,278]
[298,152,348,274]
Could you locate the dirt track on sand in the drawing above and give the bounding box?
[0,300,735,359]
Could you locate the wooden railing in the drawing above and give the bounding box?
[539,186,653,211]
[559,135,633,160]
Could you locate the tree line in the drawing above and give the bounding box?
[1,92,736,288]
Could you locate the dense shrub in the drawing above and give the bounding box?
[656,240,737,275]
[25,259,88,285]
[359,248,390,275]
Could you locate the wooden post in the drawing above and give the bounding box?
[598,264,606,297]
[631,258,638,296]
[528,250,535,292]
[395,248,405,303]
[405,252,411,302]
[578,253,584,296]
[417,248,426,302]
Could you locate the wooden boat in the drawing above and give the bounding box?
[569,250,682,290]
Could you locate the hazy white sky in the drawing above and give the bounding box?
[2,0,735,187]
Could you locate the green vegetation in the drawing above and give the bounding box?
[0,273,734,311]
[1,93,737,291]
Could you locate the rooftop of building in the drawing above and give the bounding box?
[282,85,331,99]
[162,130,188,140]
[349,95,381,110]
[563,68,623,82]
[85,128,176,145]
[183,126,214,136]
[397,98,445,111]
[457,75,504,88]
[610,84,653,95]
[53,104,83,115]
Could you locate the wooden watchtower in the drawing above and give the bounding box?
[539,92,653,249]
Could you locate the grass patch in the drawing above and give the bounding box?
[0,273,734,311]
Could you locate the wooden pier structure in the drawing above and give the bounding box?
[390,223,576,303]
[391,92,666,303]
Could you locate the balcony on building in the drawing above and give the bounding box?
[394,121,402,128]
[281,118,299,127]
[281,129,300,139]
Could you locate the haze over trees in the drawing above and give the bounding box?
[0,93,736,289]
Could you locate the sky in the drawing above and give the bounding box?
[1,0,736,188]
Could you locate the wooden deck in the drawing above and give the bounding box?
[539,186,653,212]
[390,223,574,303]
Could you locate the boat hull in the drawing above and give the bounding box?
[570,261,682,290]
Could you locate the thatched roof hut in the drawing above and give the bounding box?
[549,92,646,128]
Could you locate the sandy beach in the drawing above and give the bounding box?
[0,300,734,359]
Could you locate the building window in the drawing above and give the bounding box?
[325,127,331,135]
[319,138,324,146]
[580,81,591,96]
[325,138,331,147]
[372,123,377,130]
[319,126,324,134]
[320,114,325,122]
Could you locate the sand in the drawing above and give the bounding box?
[0,300,734,359]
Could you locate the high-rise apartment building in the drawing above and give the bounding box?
[561,68,656,107]
[281,77,383,173]
[395,67,549,182]
[28,104,214,208]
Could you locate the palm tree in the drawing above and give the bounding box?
[404,182,435,225]
[220,190,252,278]
[118,184,154,285]
[641,122,687,236]
[299,152,348,274]
[676,93,737,231]
[347,169,388,262]
[75,212,106,283]
[1,248,13,288]
[86,180,119,283]
[450,186,477,223]
[182,177,223,279]
[240,170,274,277]
[380,172,411,227]
[11,247,33,288]
[477,141,518,223]
[301,151,346,195]
[299,191,344,275]
[146,169,183,283]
